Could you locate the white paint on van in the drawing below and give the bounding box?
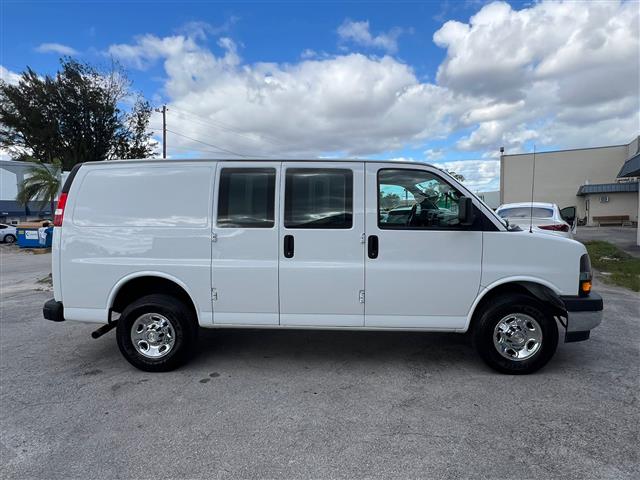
[54,159,588,331]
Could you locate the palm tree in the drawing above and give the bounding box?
[16,159,62,218]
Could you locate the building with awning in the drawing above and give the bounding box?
[0,159,66,223]
[617,152,640,245]
[576,181,639,227]
[501,135,639,229]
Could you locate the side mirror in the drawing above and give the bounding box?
[560,206,576,224]
[458,196,475,226]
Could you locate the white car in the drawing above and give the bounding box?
[43,159,602,375]
[495,202,577,238]
[0,223,17,243]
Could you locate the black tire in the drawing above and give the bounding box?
[116,294,198,372]
[473,293,558,374]
[4,234,16,244]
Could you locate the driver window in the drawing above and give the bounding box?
[378,169,465,230]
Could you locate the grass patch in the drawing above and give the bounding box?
[584,241,640,292]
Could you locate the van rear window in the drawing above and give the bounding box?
[217,168,276,228]
[72,166,213,227]
[284,168,353,229]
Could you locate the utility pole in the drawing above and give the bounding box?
[155,105,167,158]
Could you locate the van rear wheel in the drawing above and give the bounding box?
[116,294,198,372]
[473,293,558,374]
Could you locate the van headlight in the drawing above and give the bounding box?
[579,253,592,297]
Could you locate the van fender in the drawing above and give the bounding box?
[462,276,564,332]
[107,271,202,324]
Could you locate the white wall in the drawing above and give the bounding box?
[476,190,500,209]
[501,144,631,220]
[584,192,639,226]
[0,166,21,200]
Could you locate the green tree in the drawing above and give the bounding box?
[16,159,62,217]
[379,191,402,211]
[444,170,465,182]
[0,58,155,170]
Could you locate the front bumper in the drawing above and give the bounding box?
[43,299,65,322]
[560,292,603,342]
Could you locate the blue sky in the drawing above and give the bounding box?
[2,1,638,191]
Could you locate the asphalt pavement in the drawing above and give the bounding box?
[1,245,638,479]
[576,226,640,257]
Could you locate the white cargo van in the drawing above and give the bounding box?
[43,159,603,374]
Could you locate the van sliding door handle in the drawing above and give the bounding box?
[284,235,295,258]
[368,235,378,259]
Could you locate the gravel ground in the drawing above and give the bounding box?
[1,245,638,479]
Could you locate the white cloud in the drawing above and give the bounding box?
[0,65,21,85]
[301,49,317,59]
[177,18,239,39]
[337,20,404,53]
[434,159,500,192]
[434,0,639,154]
[424,148,445,161]
[110,32,468,157]
[35,43,78,55]
[106,2,638,162]
[107,35,201,70]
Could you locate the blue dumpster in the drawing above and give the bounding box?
[17,227,41,248]
[39,227,53,247]
[16,223,52,248]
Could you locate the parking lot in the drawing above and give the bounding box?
[1,244,638,479]
[576,226,640,258]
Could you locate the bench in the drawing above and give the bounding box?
[593,215,630,226]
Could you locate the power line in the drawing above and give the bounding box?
[166,145,235,155]
[150,105,271,158]
[165,128,256,158]
[149,126,255,156]
[170,106,284,147]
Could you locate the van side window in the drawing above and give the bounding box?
[284,169,353,229]
[217,168,276,228]
[378,169,466,230]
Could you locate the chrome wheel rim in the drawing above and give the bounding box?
[130,313,176,359]
[493,313,543,361]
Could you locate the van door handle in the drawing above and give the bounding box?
[284,235,294,258]
[368,235,378,259]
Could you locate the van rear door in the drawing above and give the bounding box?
[278,162,365,327]
[211,162,281,325]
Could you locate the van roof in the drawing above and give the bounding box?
[81,157,437,168]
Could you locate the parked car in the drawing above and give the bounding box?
[0,223,17,243]
[44,160,602,374]
[495,202,577,238]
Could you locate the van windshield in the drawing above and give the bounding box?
[498,207,553,219]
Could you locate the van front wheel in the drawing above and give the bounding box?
[116,294,198,372]
[473,293,558,374]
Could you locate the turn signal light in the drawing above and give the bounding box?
[580,280,592,295]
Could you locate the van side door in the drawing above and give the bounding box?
[365,164,482,329]
[279,163,365,326]
[211,162,280,325]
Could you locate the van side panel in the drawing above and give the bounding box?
[60,163,215,324]
[481,231,582,295]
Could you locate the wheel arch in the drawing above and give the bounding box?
[108,272,200,324]
[464,277,566,333]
